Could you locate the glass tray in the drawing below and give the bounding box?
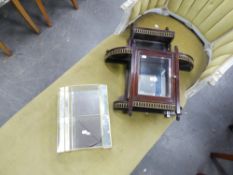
[57,84,112,153]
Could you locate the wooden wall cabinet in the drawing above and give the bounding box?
[105,26,194,120]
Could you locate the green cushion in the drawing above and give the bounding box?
[0,14,207,175]
[128,0,233,81]
[135,14,208,105]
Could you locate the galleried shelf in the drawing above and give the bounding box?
[105,26,194,120]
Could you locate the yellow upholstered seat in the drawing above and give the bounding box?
[2,0,233,174]
[0,14,206,175]
[131,14,208,104]
[119,0,233,95]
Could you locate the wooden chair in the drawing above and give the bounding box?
[0,0,41,57]
[196,153,233,175]
[210,152,233,161]
[0,0,40,33]
[209,124,233,162]
[10,0,41,33]
[2,0,78,32]
[0,41,12,56]
[196,124,233,175]
[0,0,79,57]
[35,0,79,27]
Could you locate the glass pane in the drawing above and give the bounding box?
[135,40,166,51]
[57,84,112,153]
[138,54,171,97]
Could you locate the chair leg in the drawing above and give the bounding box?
[210,152,233,161]
[70,0,79,9]
[229,124,233,131]
[35,0,52,27]
[11,0,40,34]
[0,41,13,56]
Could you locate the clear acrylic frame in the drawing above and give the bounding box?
[57,84,112,153]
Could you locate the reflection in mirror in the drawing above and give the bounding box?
[138,55,171,97]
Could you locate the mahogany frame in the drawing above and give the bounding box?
[105,26,193,120]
